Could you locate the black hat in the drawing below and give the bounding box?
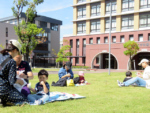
[65,61,72,70]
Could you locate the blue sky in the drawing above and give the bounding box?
[0,0,73,41]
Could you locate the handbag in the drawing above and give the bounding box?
[67,79,75,86]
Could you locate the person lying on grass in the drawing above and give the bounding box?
[27,69,50,105]
[117,59,150,88]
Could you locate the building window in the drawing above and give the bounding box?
[97,37,100,44]
[83,39,86,47]
[51,23,58,31]
[120,36,125,43]
[138,34,143,41]
[148,34,150,41]
[40,21,47,28]
[96,57,99,64]
[105,17,116,31]
[70,40,73,48]
[78,0,86,3]
[76,57,79,64]
[89,38,93,44]
[129,35,134,41]
[106,0,116,14]
[91,3,100,16]
[112,36,116,43]
[104,37,108,43]
[77,21,86,34]
[122,0,134,12]
[76,39,79,48]
[6,28,8,37]
[91,20,100,33]
[140,0,150,9]
[77,6,86,19]
[82,57,86,64]
[140,13,150,28]
[122,15,134,29]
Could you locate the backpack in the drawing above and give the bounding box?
[51,77,67,87]
[73,77,80,84]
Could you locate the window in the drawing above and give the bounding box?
[70,40,73,48]
[120,36,125,43]
[106,0,116,14]
[77,6,86,19]
[140,13,150,28]
[40,21,47,28]
[70,58,73,63]
[76,39,79,48]
[122,15,134,29]
[96,57,99,64]
[82,57,86,64]
[76,57,79,64]
[6,28,8,37]
[97,37,100,44]
[9,20,13,24]
[140,0,150,9]
[91,3,100,16]
[51,23,58,31]
[89,38,93,44]
[104,37,108,43]
[78,0,86,3]
[105,17,116,31]
[43,32,48,37]
[14,20,17,25]
[112,36,116,43]
[91,20,100,32]
[138,34,143,41]
[122,0,134,11]
[129,35,134,41]
[83,39,86,47]
[148,34,150,41]
[77,21,86,34]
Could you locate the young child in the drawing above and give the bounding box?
[123,71,133,82]
[27,69,50,105]
[123,71,137,86]
[79,71,85,84]
[13,70,31,97]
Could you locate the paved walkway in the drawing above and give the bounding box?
[33,69,137,75]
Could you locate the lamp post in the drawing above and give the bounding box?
[108,0,112,75]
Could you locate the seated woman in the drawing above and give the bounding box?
[117,59,150,87]
[58,61,74,79]
[0,39,27,106]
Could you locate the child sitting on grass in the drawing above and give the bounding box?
[123,71,133,82]
[27,69,50,105]
[79,71,85,84]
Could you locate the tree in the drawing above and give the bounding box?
[12,0,45,61]
[56,40,72,68]
[0,44,5,49]
[124,41,139,70]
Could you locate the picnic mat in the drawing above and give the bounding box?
[30,92,86,105]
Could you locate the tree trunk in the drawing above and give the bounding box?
[129,55,132,70]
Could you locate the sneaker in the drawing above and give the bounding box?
[34,100,42,105]
[117,80,125,87]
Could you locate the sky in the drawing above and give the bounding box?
[0,0,73,41]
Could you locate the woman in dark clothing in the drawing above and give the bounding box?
[0,39,27,106]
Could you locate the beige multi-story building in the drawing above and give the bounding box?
[64,0,150,70]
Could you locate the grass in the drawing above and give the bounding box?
[0,70,150,113]
[32,68,85,73]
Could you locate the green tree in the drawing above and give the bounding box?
[0,44,5,49]
[124,41,139,70]
[12,0,44,61]
[56,40,72,68]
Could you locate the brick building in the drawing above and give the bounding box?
[63,0,150,70]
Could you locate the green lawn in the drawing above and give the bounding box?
[32,68,85,73]
[1,71,150,113]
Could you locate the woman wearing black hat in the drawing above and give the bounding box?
[0,39,27,106]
